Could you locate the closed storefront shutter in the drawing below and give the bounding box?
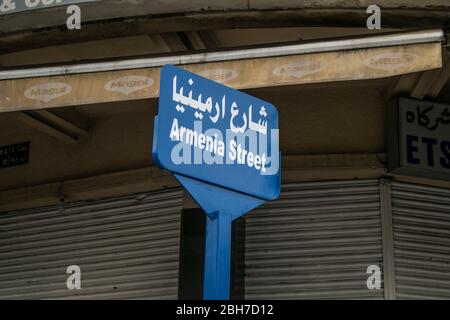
[391,181,450,299]
[244,179,384,299]
[0,188,183,299]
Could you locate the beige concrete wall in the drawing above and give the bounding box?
[0,78,389,191]
[248,80,387,155]
[0,99,155,190]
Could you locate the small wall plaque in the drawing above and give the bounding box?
[0,142,30,168]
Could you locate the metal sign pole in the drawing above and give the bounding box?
[203,211,232,300]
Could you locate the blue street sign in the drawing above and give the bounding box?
[153,64,280,201]
[152,64,281,300]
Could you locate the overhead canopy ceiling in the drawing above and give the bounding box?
[1,0,449,54]
[0,27,397,68]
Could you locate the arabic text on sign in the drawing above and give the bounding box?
[406,104,450,131]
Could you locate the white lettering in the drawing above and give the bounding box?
[169,119,272,174]
[169,118,180,141]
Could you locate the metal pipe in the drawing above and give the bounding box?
[0,29,443,80]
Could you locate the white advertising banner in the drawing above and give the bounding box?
[0,42,442,113]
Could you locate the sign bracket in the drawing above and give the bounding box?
[175,173,265,299]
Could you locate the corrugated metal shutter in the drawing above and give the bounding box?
[391,181,450,299]
[0,188,183,300]
[245,179,384,299]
